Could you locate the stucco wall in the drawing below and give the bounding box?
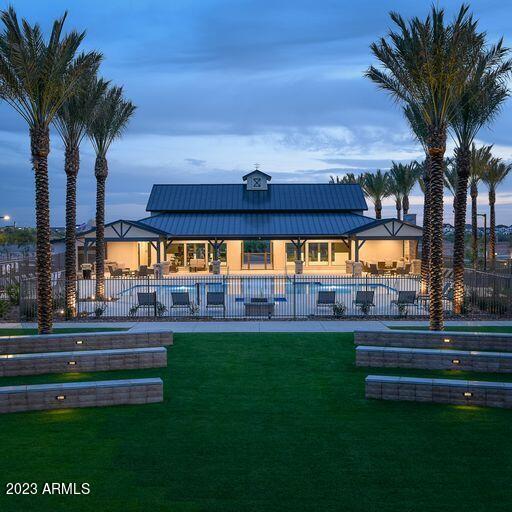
[358,240,406,262]
[106,242,139,269]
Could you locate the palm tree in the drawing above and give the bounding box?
[367,5,487,330]
[481,158,512,267]
[329,173,362,184]
[469,144,493,267]
[54,74,108,318]
[389,162,419,218]
[387,174,404,220]
[449,42,511,312]
[360,170,390,219]
[0,8,100,333]
[88,85,136,299]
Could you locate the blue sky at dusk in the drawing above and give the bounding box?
[1,0,512,226]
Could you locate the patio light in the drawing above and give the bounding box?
[67,361,77,366]
[55,395,66,401]
[443,338,450,343]
[452,359,460,365]
[75,340,83,345]
[463,392,473,398]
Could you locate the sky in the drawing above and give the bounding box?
[2,0,512,227]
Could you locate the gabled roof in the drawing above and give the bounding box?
[242,170,272,180]
[146,183,368,212]
[78,219,168,240]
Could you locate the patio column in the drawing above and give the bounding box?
[208,239,224,274]
[291,238,306,274]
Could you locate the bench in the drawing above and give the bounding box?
[365,375,512,408]
[0,378,163,414]
[0,330,173,355]
[356,346,512,373]
[355,329,512,352]
[0,347,167,377]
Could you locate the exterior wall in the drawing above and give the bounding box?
[272,241,287,271]
[226,241,242,270]
[106,242,139,269]
[358,240,405,262]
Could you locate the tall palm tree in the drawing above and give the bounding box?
[0,8,100,333]
[54,74,108,318]
[88,85,136,299]
[404,105,430,295]
[481,158,512,267]
[360,170,390,219]
[367,5,486,330]
[389,162,419,218]
[387,175,404,220]
[450,42,511,312]
[469,144,493,267]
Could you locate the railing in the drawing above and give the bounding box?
[463,268,512,315]
[0,253,65,289]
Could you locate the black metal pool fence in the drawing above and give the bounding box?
[17,269,511,321]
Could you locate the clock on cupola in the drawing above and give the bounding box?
[243,167,272,191]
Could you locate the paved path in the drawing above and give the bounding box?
[2,319,512,333]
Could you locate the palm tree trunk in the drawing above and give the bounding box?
[375,200,382,219]
[421,156,431,295]
[489,188,496,268]
[452,146,470,314]
[95,155,108,299]
[471,183,478,268]
[403,195,409,216]
[395,199,401,220]
[428,131,446,331]
[30,126,53,334]
[65,144,79,318]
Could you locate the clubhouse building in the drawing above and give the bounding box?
[77,170,423,275]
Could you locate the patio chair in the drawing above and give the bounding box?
[108,265,123,278]
[137,292,157,316]
[138,265,154,277]
[368,264,379,276]
[171,292,191,309]
[316,291,336,312]
[353,290,375,314]
[206,291,226,316]
[395,263,411,275]
[391,291,417,314]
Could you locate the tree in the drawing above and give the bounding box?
[389,162,419,219]
[481,158,512,267]
[360,170,390,219]
[367,5,487,330]
[469,144,493,267]
[54,73,108,318]
[449,40,511,312]
[444,159,458,213]
[88,85,135,299]
[0,7,100,333]
[329,173,362,184]
[387,173,404,220]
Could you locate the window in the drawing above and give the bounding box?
[166,243,185,266]
[308,242,328,265]
[186,243,207,264]
[286,243,305,263]
[331,242,349,265]
[208,243,227,263]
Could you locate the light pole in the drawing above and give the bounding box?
[1,215,15,228]
[477,213,487,271]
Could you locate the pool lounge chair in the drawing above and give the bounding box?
[353,291,375,314]
[316,291,336,313]
[391,291,417,314]
[171,292,191,310]
[137,292,157,316]
[206,291,226,316]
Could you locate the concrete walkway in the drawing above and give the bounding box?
[2,319,512,333]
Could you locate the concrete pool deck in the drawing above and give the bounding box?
[2,320,512,333]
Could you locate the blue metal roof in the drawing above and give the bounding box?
[146,184,368,212]
[138,212,375,239]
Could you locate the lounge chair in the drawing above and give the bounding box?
[138,265,154,277]
[353,290,375,314]
[391,291,417,315]
[108,265,123,278]
[171,292,191,309]
[137,292,157,316]
[206,291,225,316]
[368,264,379,276]
[317,291,336,312]
[418,282,453,306]
[244,297,275,317]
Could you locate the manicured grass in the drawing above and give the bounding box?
[1,332,512,511]
[0,327,129,336]
[392,325,512,333]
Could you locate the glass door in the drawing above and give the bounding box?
[242,240,272,269]
[307,242,329,265]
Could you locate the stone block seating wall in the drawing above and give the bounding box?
[0,347,167,377]
[0,378,163,414]
[356,346,512,373]
[355,329,512,352]
[0,330,173,355]
[365,375,512,409]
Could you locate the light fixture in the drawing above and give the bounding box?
[443,338,451,343]
[463,392,473,398]
[452,359,460,365]
[55,395,66,401]
[75,340,83,345]
[2,215,10,220]
[67,361,77,366]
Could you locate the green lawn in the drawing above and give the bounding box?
[1,331,512,512]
